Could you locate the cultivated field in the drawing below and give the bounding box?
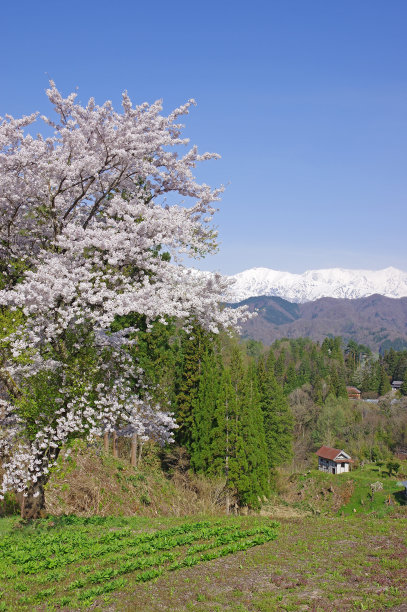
[0,513,406,611]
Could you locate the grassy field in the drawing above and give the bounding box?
[0,512,406,611]
[277,466,407,518]
[1,459,406,610]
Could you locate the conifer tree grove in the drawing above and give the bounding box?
[202,348,270,510]
[237,364,270,507]
[174,325,213,448]
[208,368,238,513]
[257,359,293,470]
[190,346,222,473]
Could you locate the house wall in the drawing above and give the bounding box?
[318,457,336,474]
[318,457,350,474]
[336,462,349,474]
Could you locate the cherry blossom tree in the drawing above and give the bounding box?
[0,83,243,518]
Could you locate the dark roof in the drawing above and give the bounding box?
[316,446,352,462]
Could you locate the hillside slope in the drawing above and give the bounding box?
[231,294,407,350]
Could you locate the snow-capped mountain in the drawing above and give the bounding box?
[225,267,407,303]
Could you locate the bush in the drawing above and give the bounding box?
[387,461,401,477]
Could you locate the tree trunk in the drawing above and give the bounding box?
[225,400,230,514]
[20,479,47,520]
[131,434,138,467]
[112,430,118,458]
[137,440,143,466]
[103,432,109,454]
[225,489,230,515]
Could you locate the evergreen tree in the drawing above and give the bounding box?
[174,325,212,448]
[298,356,311,386]
[329,365,347,398]
[284,362,298,395]
[274,349,286,385]
[378,365,391,396]
[229,345,246,399]
[359,358,379,393]
[208,368,239,512]
[112,313,178,406]
[265,347,276,371]
[237,364,270,507]
[190,348,223,473]
[383,348,398,378]
[207,358,270,510]
[258,366,293,469]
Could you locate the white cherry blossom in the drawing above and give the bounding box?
[0,83,246,515]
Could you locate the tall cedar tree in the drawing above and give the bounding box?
[190,347,223,473]
[257,356,294,469]
[228,349,270,508]
[378,365,391,396]
[174,326,212,448]
[237,364,270,507]
[208,368,239,512]
[227,347,249,506]
[112,314,178,407]
[207,350,270,509]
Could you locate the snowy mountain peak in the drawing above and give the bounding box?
[225,266,407,303]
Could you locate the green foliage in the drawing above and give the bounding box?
[112,313,178,406]
[257,358,293,469]
[0,516,279,609]
[8,325,115,447]
[386,461,400,477]
[174,325,214,448]
[190,348,222,473]
[312,396,348,449]
[238,364,270,505]
[378,366,391,396]
[198,348,271,509]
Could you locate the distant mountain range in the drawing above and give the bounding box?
[229,294,407,352]
[225,267,407,303]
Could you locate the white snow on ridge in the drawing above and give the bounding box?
[222,266,407,303]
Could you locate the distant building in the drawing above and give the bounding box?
[391,380,403,392]
[316,446,353,474]
[346,386,361,400]
[395,447,407,461]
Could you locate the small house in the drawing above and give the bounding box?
[391,380,403,392]
[316,446,353,474]
[346,386,361,400]
[395,447,407,461]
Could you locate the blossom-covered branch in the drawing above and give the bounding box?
[0,83,246,517]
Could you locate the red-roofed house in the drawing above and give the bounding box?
[346,386,361,400]
[316,446,353,474]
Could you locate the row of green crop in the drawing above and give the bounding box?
[0,519,217,564]
[1,520,224,577]
[0,519,279,611]
[3,523,245,580]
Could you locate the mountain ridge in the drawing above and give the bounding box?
[225,266,407,303]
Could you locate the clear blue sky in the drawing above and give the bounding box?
[1,0,406,274]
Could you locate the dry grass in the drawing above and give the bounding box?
[44,442,227,518]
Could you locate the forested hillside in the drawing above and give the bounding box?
[230,294,407,351]
[107,321,407,506]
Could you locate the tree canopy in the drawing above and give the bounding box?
[0,84,244,516]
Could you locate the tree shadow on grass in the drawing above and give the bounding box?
[393,490,407,506]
